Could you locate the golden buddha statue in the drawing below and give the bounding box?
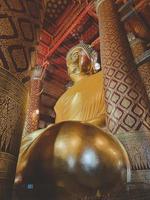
[15,43,130,199]
[55,42,106,128]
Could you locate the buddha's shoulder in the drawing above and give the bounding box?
[90,71,103,80]
[79,71,103,85]
[65,72,103,92]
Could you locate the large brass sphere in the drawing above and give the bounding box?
[16,121,130,198]
[52,121,130,196]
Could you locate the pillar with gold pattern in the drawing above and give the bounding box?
[95,0,150,185]
[23,65,44,135]
[95,0,150,134]
[128,32,150,102]
[0,0,44,199]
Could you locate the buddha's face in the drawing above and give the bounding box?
[67,48,92,82]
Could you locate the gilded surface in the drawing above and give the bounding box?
[16,44,130,198]
[16,121,130,198]
[0,67,27,156]
[55,43,106,127]
[0,1,44,198]
[0,0,44,82]
[55,72,105,125]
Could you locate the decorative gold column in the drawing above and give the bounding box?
[96,0,150,135]
[95,0,150,186]
[23,65,44,135]
[128,32,150,101]
[0,0,44,199]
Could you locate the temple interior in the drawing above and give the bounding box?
[0,0,150,199]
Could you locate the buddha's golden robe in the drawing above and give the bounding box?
[16,71,106,180]
[55,72,106,126]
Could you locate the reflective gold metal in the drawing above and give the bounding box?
[55,43,106,126]
[16,44,130,198]
[0,0,44,82]
[16,121,130,197]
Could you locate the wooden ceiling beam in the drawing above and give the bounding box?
[87,9,98,21]
[40,30,53,44]
[43,2,94,64]
[45,74,68,85]
[43,79,65,91]
[44,68,69,83]
[91,37,100,48]
[119,0,150,22]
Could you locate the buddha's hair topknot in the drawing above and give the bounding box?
[66,41,98,62]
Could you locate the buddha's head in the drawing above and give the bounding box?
[66,42,99,82]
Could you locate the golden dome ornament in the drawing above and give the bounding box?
[16,121,131,198]
[52,121,131,197]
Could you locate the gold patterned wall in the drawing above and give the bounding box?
[0,0,45,198]
[0,67,27,199]
[0,69,27,155]
[96,0,150,134]
[0,0,44,82]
